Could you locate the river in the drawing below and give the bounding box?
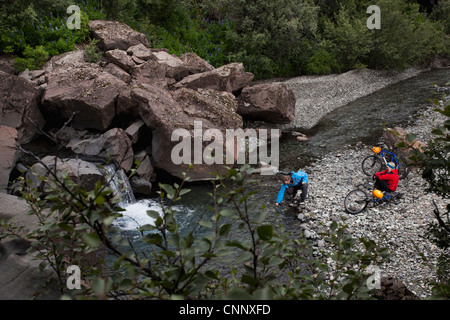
[116,68,449,239]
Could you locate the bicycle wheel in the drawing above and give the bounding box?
[397,156,409,179]
[362,155,382,177]
[344,189,370,214]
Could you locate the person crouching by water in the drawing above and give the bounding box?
[275,170,308,207]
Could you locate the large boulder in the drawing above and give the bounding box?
[126,44,156,62]
[237,82,296,123]
[89,20,150,51]
[130,84,243,180]
[131,59,168,88]
[172,62,254,94]
[151,50,189,81]
[375,277,421,300]
[104,63,132,84]
[26,156,105,192]
[0,193,60,300]
[0,126,20,193]
[42,63,128,131]
[180,52,215,75]
[68,128,134,172]
[130,176,152,195]
[0,71,45,144]
[0,56,17,75]
[105,49,137,74]
[126,47,214,84]
[43,50,86,73]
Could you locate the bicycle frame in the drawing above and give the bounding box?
[373,191,395,203]
[374,148,400,169]
[344,183,402,214]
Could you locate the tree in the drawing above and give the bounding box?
[368,0,449,69]
[320,2,372,72]
[221,0,319,78]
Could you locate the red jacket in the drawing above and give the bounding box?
[375,169,399,191]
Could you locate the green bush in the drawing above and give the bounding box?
[14,45,50,71]
[430,0,450,35]
[305,49,339,75]
[84,38,102,63]
[367,0,449,69]
[1,1,101,66]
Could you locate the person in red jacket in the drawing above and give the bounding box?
[373,162,399,192]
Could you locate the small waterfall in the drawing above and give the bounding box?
[102,164,136,208]
[102,164,164,232]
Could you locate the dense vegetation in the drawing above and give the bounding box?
[1,0,449,79]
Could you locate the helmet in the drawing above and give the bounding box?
[372,147,381,154]
[372,189,383,199]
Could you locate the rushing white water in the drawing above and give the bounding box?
[102,165,160,231]
[102,164,198,233]
[102,164,136,207]
[115,199,162,231]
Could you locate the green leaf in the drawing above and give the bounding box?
[205,270,219,280]
[83,232,101,248]
[160,184,176,198]
[219,208,234,217]
[118,278,133,290]
[179,189,191,196]
[241,274,258,286]
[257,225,273,241]
[146,210,161,220]
[103,215,116,226]
[144,233,163,245]
[226,240,247,250]
[219,223,233,237]
[225,288,252,300]
[95,195,106,205]
[57,223,73,232]
[199,220,212,229]
[405,133,417,143]
[235,251,253,263]
[91,277,113,296]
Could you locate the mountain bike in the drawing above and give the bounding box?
[344,183,403,214]
[361,147,409,179]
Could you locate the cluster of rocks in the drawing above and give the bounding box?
[0,20,296,300]
[0,19,297,199]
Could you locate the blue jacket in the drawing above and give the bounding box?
[276,171,308,204]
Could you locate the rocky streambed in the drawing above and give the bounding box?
[254,93,449,299]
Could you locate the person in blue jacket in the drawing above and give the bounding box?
[275,170,308,206]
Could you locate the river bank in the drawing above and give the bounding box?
[254,89,449,298]
[282,67,424,130]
